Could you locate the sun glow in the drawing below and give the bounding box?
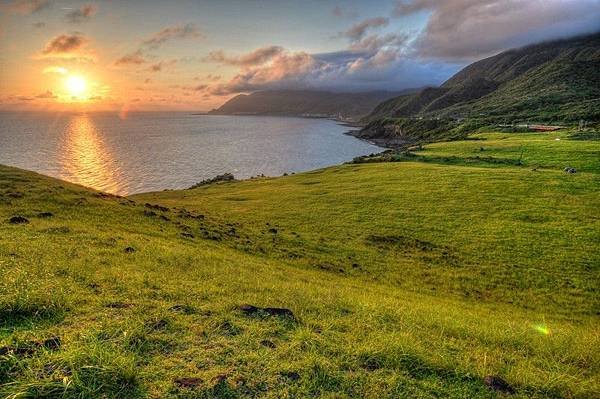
[65,75,87,97]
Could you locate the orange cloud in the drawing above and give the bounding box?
[114,50,146,66]
[205,46,284,67]
[38,33,95,61]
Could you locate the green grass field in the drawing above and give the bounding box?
[1,131,598,398]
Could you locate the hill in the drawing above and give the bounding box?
[1,130,599,397]
[358,32,600,146]
[208,89,408,120]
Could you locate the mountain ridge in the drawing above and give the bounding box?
[356,32,600,146]
[209,89,414,120]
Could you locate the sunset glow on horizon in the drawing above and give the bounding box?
[1,0,599,112]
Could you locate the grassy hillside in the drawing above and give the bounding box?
[360,33,600,146]
[1,131,599,398]
[367,32,600,123]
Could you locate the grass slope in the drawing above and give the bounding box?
[367,32,600,123]
[1,131,599,398]
[359,33,600,146]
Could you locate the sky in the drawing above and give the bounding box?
[1,0,599,112]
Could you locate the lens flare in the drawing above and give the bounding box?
[533,324,551,335]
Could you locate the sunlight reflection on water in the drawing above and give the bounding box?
[59,114,124,194]
[0,112,381,195]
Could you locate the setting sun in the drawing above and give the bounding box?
[65,75,87,97]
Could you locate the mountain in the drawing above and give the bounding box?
[209,89,411,120]
[358,32,600,146]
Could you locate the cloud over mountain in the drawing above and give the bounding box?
[394,0,600,59]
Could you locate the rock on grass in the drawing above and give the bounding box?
[239,304,296,320]
[8,215,29,224]
[484,375,515,394]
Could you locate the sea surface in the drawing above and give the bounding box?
[0,112,380,194]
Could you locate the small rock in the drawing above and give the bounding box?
[8,216,29,224]
[484,375,515,394]
[280,371,300,381]
[239,304,296,320]
[260,339,276,348]
[37,212,54,218]
[175,377,202,389]
[268,228,278,234]
[124,246,136,253]
[563,167,577,174]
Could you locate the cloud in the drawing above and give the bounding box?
[331,5,358,19]
[142,23,201,49]
[114,50,145,66]
[65,4,97,23]
[200,44,455,96]
[36,90,57,99]
[40,33,87,55]
[32,21,45,28]
[393,0,600,60]
[205,46,284,66]
[43,66,68,74]
[340,17,389,40]
[349,32,410,52]
[4,0,49,15]
[201,19,413,96]
[114,23,201,67]
[148,59,177,72]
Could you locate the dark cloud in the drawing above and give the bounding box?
[142,23,201,50]
[5,0,49,15]
[148,59,177,72]
[65,4,97,23]
[205,46,284,66]
[114,23,201,67]
[340,17,389,40]
[394,0,600,60]
[40,33,88,55]
[36,90,56,99]
[114,50,145,66]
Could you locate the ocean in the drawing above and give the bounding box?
[0,112,380,194]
